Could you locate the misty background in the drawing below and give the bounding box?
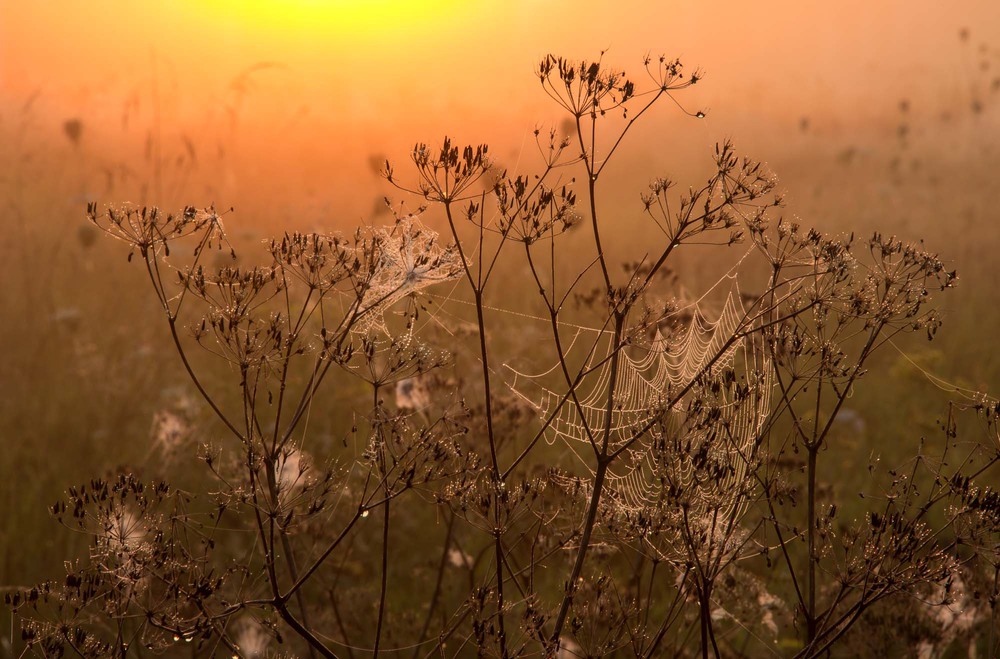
[2,0,999,616]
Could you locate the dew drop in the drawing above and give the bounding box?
[695,111,706,119]
[361,509,370,518]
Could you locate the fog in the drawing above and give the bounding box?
[3,1,998,228]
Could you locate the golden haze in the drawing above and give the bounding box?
[1,0,999,226]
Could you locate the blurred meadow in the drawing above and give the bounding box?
[2,1,1000,656]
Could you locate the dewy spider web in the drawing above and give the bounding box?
[354,212,465,336]
[501,276,773,517]
[361,198,774,518]
[337,213,463,385]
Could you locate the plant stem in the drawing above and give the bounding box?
[806,444,818,644]
[373,498,390,658]
[412,510,456,659]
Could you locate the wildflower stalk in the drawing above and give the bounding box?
[548,312,623,646]
[373,384,391,659]
[412,510,457,659]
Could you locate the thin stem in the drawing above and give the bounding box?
[412,510,456,659]
[550,458,608,647]
[806,444,818,642]
[372,497,390,658]
[373,384,390,659]
[574,115,611,292]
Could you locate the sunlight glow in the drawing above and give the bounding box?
[193,0,466,41]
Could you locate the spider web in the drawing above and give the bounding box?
[359,200,776,518]
[354,212,465,336]
[503,282,773,516]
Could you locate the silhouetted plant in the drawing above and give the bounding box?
[8,52,999,659]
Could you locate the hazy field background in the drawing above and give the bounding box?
[2,1,1000,654]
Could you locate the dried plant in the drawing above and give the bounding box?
[8,52,999,659]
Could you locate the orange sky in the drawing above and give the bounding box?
[2,1,999,225]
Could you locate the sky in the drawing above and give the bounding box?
[2,0,999,226]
